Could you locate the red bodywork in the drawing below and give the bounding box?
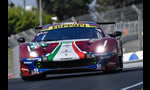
[19,38,117,59]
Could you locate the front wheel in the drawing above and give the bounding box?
[114,56,123,72]
[103,56,123,73]
[21,73,46,81]
[117,56,123,71]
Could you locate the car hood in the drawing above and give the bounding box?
[25,38,116,61]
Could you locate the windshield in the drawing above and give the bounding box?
[34,27,101,42]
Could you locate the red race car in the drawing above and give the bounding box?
[17,21,123,80]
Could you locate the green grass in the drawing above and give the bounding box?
[8,48,13,70]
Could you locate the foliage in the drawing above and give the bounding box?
[37,0,143,21]
[96,0,143,11]
[8,7,54,36]
[37,0,91,21]
[8,0,143,36]
[8,1,14,8]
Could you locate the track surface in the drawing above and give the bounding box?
[8,67,143,90]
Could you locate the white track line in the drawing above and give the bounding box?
[121,81,143,90]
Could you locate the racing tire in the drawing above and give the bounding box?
[114,40,123,72]
[113,55,123,72]
[21,73,46,81]
[103,56,123,73]
[118,56,123,72]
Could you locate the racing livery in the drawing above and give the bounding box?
[17,21,123,80]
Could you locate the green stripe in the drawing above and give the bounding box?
[62,41,72,44]
[48,43,62,61]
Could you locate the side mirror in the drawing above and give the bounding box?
[109,31,122,38]
[17,37,25,43]
[113,31,122,37]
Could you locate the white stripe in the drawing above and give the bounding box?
[121,81,143,90]
[27,46,31,52]
[103,40,107,47]
[41,34,46,40]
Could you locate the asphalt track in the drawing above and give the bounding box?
[8,66,143,90]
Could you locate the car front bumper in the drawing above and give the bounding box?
[20,52,116,77]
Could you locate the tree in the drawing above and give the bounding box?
[8,7,54,36]
[37,0,91,21]
[8,0,14,8]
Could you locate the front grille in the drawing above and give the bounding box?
[34,58,99,69]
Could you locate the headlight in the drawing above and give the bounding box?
[29,51,38,57]
[96,46,105,53]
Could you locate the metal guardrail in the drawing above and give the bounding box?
[121,34,138,44]
[8,29,36,48]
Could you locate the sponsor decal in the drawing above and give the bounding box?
[31,68,39,75]
[30,43,40,49]
[24,61,32,64]
[97,64,101,70]
[29,42,47,49]
[41,24,97,31]
[49,24,90,30]
[26,58,41,61]
[34,68,39,73]
[60,58,72,60]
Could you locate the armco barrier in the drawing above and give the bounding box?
[121,34,138,44]
[123,51,143,62]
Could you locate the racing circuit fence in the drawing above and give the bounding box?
[64,4,143,22]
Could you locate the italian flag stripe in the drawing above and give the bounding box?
[72,42,85,59]
[48,43,62,61]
